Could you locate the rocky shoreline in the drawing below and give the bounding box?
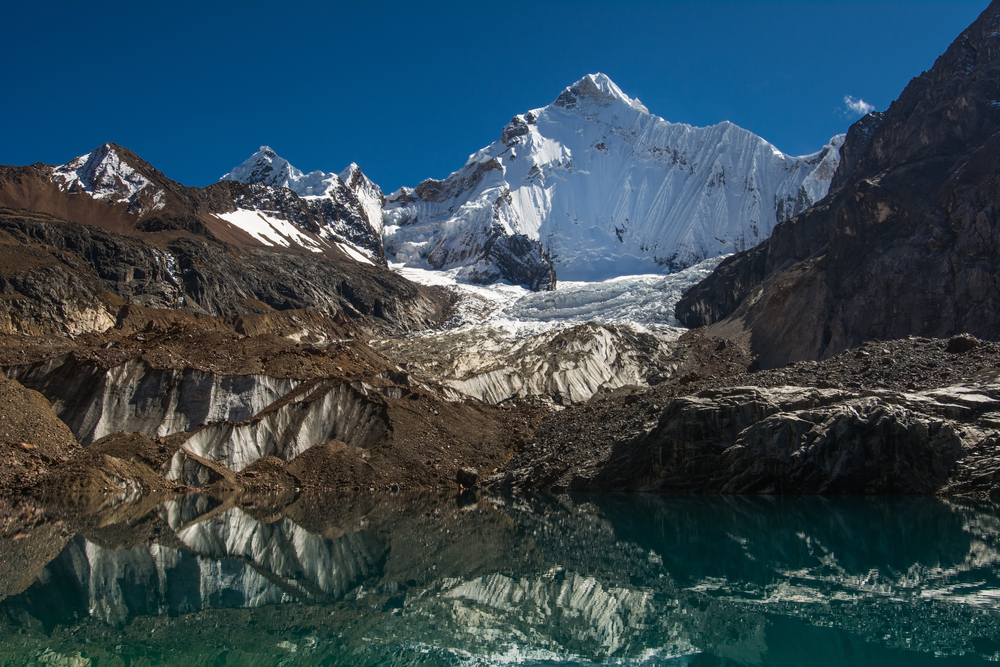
[495,334,1000,499]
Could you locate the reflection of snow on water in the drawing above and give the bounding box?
[391,256,726,338]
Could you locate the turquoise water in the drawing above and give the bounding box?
[1,493,998,665]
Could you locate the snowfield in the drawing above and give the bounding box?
[216,209,325,252]
[393,255,726,337]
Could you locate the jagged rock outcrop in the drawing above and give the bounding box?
[463,226,556,291]
[218,146,387,262]
[605,386,979,494]
[499,383,996,495]
[676,2,1000,367]
[494,335,1000,497]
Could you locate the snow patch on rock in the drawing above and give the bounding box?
[221,147,386,262]
[216,209,325,252]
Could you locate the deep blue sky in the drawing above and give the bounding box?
[1,1,987,194]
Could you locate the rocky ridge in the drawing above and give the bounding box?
[676,0,1000,367]
[219,146,387,261]
[1,143,387,264]
[0,208,450,337]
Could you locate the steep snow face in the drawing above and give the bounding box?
[220,147,386,262]
[221,146,339,196]
[52,143,162,213]
[384,73,844,282]
[339,163,385,236]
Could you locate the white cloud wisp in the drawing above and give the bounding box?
[844,95,876,117]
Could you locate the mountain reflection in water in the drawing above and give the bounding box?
[0,492,998,665]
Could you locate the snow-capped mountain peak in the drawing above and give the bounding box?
[219,148,387,263]
[338,162,385,236]
[221,146,344,197]
[555,73,649,114]
[383,73,847,285]
[220,145,302,190]
[52,143,161,212]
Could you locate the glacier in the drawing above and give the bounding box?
[383,73,843,283]
[374,258,726,405]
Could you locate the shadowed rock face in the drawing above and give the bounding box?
[498,383,996,496]
[494,336,1000,498]
[676,2,1000,368]
[0,209,451,337]
[594,385,974,494]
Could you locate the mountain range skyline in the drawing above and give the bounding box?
[11,71,846,292]
[1,1,985,194]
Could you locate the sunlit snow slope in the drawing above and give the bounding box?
[384,73,844,283]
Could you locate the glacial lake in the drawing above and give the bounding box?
[1,492,998,665]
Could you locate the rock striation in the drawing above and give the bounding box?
[376,323,687,406]
[593,385,979,494]
[0,320,545,497]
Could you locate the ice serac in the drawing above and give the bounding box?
[220,147,387,263]
[383,73,843,286]
[376,323,684,406]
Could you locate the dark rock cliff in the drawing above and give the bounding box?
[0,208,450,336]
[676,2,1000,368]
